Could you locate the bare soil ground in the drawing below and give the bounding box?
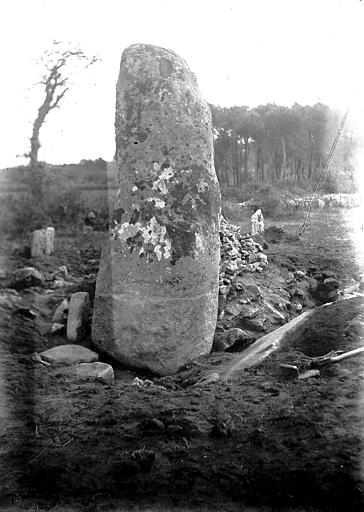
[1,208,364,512]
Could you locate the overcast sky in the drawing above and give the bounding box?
[0,0,363,169]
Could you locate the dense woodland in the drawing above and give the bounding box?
[210,103,358,192]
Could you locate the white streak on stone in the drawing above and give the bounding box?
[195,232,205,255]
[164,238,171,259]
[146,197,166,208]
[154,244,162,261]
[114,222,141,241]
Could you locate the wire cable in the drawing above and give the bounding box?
[299,109,348,236]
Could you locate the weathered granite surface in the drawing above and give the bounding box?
[92,44,221,375]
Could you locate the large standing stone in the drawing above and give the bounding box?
[92,44,221,376]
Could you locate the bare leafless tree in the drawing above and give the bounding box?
[27,40,99,167]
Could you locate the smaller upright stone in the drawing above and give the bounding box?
[251,209,264,236]
[31,227,55,258]
[67,292,89,342]
[52,298,69,323]
[57,266,69,280]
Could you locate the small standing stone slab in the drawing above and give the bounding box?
[31,227,55,258]
[92,44,221,375]
[67,292,89,342]
[39,344,99,365]
[251,209,264,236]
[52,298,69,323]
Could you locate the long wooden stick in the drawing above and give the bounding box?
[329,346,364,363]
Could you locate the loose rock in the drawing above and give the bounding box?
[51,323,65,333]
[73,362,114,384]
[298,369,320,380]
[58,265,69,280]
[314,277,340,304]
[244,315,267,332]
[5,267,44,290]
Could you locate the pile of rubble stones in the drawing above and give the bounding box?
[218,217,268,315]
[215,218,277,351]
[214,218,327,352]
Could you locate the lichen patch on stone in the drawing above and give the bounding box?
[146,197,166,209]
[195,232,205,255]
[112,215,172,263]
[197,180,209,193]
[182,193,197,208]
[111,222,141,241]
[152,165,175,195]
[140,216,172,261]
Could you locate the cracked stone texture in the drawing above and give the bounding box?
[92,44,221,375]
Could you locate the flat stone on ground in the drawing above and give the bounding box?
[39,344,99,365]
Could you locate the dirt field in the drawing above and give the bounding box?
[1,208,364,511]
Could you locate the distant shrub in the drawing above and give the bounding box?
[0,193,48,236]
[46,188,85,226]
[80,189,114,216]
[320,177,339,194]
[255,190,284,218]
[0,184,116,238]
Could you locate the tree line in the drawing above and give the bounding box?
[210,102,357,191]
